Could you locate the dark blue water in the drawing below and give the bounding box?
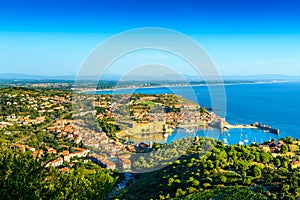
[92,82,300,144]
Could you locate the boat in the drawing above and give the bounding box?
[243,133,249,143]
[223,138,228,145]
[239,129,244,145]
[251,137,257,145]
[268,136,272,142]
[163,133,169,138]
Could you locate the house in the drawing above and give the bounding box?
[35,116,45,124]
[62,150,71,162]
[106,161,116,170]
[290,161,300,170]
[0,122,13,129]
[259,145,270,152]
[45,157,64,167]
[74,137,82,144]
[269,146,281,153]
[125,145,135,152]
[46,147,57,154]
[135,142,150,153]
[12,144,26,152]
[32,149,44,158]
[122,159,131,169]
[69,149,90,159]
[89,154,107,167]
[60,167,70,173]
[26,146,36,152]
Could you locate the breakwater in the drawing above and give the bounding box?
[224,122,280,134]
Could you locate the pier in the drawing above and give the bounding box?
[252,122,280,134]
[224,122,280,134]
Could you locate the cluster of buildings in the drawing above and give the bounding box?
[1,92,71,127]
[258,140,300,170]
[26,83,70,88]
[4,114,46,125]
[45,147,90,168]
[89,153,132,171]
[258,141,283,154]
[47,119,82,144]
[12,142,90,169]
[74,118,135,169]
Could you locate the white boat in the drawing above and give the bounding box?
[163,133,169,138]
[252,137,257,145]
[223,138,228,145]
[243,133,249,143]
[239,129,244,145]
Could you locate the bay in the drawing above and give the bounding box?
[92,82,300,145]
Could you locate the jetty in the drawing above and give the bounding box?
[224,124,257,129]
[223,122,280,134]
[252,122,280,134]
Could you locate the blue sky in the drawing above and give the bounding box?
[0,0,300,76]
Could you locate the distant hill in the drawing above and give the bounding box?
[0,73,299,82]
[222,74,300,81]
[0,73,75,80]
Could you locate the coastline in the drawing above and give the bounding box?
[97,80,290,91]
[78,80,291,94]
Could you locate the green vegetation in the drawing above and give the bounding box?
[120,137,300,200]
[2,87,300,200]
[98,119,120,138]
[0,148,116,200]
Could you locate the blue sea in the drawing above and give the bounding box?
[92,82,300,145]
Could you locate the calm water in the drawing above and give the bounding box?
[92,82,300,145]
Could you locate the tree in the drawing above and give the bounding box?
[281,144,289,154]
[220,175,227,184]
[200,107,207,113]
[253,166,262,178]
[0,148,116,200]
[275,158,281,167]
[175,188,186,197]
[192,179,200,187]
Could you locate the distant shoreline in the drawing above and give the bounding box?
[82,80,291,93]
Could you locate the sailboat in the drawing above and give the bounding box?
[239,128,244,145]
[223,138,228,145]
[268,136,272,142]
[243,132,249,143]
[252,137,257,145]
